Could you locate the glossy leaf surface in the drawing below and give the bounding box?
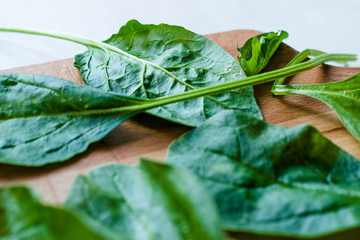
[0,186,105,240]
[166,110,360,238]
[65,159,224,240]
[237,30,288,76]
[75,19,262,126]
[0,73,140,166]
[273,72,360,142]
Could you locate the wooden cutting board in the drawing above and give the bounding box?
[1,29,359,209]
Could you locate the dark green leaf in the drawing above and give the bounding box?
[0,73,141,166]
[0,186,105,240]
[238,30,288,76]
[166,110,360,238]
[273,72,360,142]
[65,159,224,240]
[75,19,262,126]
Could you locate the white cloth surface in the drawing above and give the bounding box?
[1,0,360,69]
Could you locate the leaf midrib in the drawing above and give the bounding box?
[94,37,241,111]
[0,77,145,119]
[179,139,360,200]
[283,87,360,102]
[223,196,360,225]
[110,173,158,240]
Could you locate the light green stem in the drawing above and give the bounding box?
[271,49,326,89]
[271,49,353,95]
[112,53,357,113]
[0,27,357,116]
[54,53,356,117]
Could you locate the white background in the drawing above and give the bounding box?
[1,0,360,69]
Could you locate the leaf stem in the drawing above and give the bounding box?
[0,27,144,63]
[0,27,357,116]
[270,49,355,95]
[0,27,233,110]
[271,49,326,88]
[0,27,201,91]
[115,53,357,113]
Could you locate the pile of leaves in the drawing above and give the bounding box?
[1,20,360,239]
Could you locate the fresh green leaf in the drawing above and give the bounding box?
[65,159,225,240]
[166,110,360,238]
[238,30,288,76]
[273,72,360,142]
[0,186,105,240]
[0,73,140,166]
[74,19,263,125]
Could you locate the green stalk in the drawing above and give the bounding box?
[0,27,202,91]
[270,49,353,94]
[0,27,357,116]
[114,53,357,113]
[271,49,326,89]
[49,52,355,117]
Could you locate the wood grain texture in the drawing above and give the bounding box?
[0,30,359,239]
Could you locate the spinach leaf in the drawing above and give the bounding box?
[74,19,263,125]
[64,159,224,240]
[166,110,360,238]
[272,71,360,142]
[0,73,140,166]
[0,186,105,240]
[237,30,288,76]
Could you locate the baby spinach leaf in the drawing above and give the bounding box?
[0,73,141,166]
[0,186,106,240]
[273,72,360,142]
[166,110,360,238]
[237,30,288,76]
[74,19,263,126]
[65,159,224,240]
